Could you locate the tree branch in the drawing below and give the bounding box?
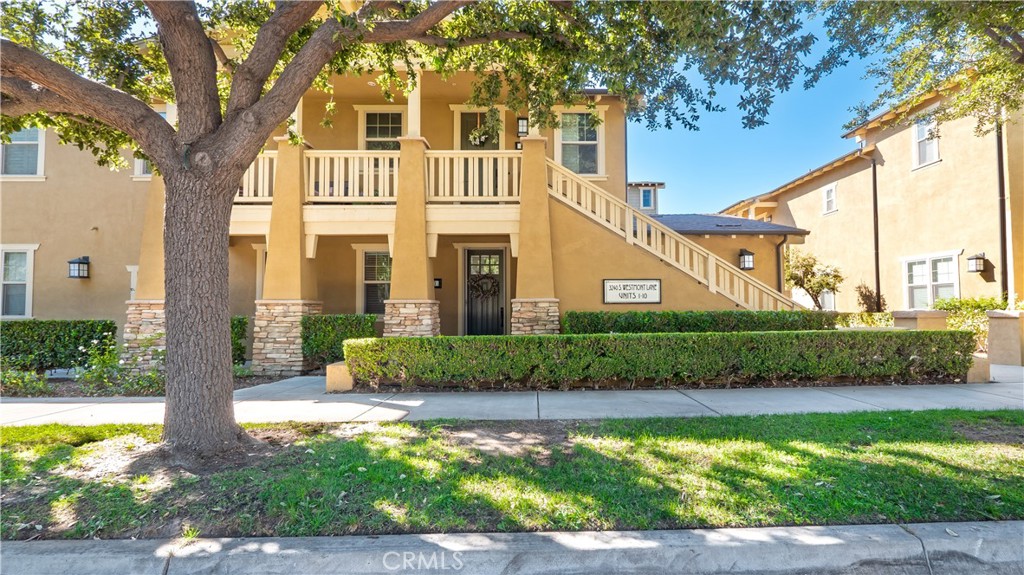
[209,36,235,71]
[412,30,536,48]
[0,40,176,166]
[225,0,324,120]
[144,1,222,141]
[983,26,1024,64]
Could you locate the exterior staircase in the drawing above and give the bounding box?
[546,160,800,311]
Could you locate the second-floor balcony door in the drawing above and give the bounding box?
[460,112,500,198]
[465,249,505,335]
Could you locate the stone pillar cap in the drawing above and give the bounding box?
[986,310,1023,318]
[892,310,948,318]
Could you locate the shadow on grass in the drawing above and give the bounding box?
[1,409,1022,540]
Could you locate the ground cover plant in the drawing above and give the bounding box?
[344,330,975,390]
[2,410,1021,540]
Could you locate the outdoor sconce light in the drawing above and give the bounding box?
[514,142,523,150]
[738,249,755,271]
[68,256,90,279]
[517,117,529,137]
[967,252,986,273]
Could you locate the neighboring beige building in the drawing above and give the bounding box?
[2,71,802,374]
[722,100,1024,312]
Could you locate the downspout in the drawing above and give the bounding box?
[776,234,788,292]
[871,158,882,311]
[996,124,1009,300]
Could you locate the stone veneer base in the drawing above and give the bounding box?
[510,298,561,335]
[252,300,323,376]
[383,300,440,337]
[123,300,166,370]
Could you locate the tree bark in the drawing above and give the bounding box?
[161,168,248,455]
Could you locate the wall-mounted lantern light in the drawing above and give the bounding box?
[967,252,986,273]
[738,249,755,271]
[514,142,523,150]
[68,256,90,279]
[517,117,529,137]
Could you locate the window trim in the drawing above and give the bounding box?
[822,183,838,215]
[449,105,508,150]
[911,108,941,170]
[0,128,46,181]
[353,105,407,150]
[1,244,40,319]
[352,243,392,314]
[641,188,654,209]
[554,105,608,178]
[901,249,961,309]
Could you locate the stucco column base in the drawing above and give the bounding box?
[252,300,323,376]
[383,300,440,337]
[893,310,948,331]
[123,300,166,371]
[967,353,991,383]
[987,310,1024,366]
[510,298,561,335]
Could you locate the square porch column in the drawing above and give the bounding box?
[383,135,439,337]
[252,138,322,375]
[123,176,166,369]
[892,310,948,331]
[510,135,560,335]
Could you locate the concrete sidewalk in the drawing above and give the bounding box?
[2,521,1021,574]
[2,365,1021,426]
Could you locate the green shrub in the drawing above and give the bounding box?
[74,333,165,396]
[0,369,53,397]
[562,310,838,334]
[344,330,975,390]
[836,312,895,328]
[301,314,377,367]
[0,320,117,372]
[933,297,1007,352]
[231,316,249,365]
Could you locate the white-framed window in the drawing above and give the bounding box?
[554,106,607,176]
[903,251,959,309]
[1,244,39,318]
[354,106,407,151]
[362,251,392,315]
[912,117,940,169]
[822,183,838,214]
[1,128,45,180]
[627,188,655,211]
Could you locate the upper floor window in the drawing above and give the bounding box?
[1,245,38,318]
[913,118,939,168]
[627,188,655,210]
[641,189,654,209]
[364,112,403,151]
[556,110,606,176]
[1,128,43,178]
[822,184,838,214]
[904,252,958,309]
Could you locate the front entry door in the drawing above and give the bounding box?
[465,250,505,335]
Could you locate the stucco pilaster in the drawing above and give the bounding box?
[515,136,557,299]
[134,178,166,300]
[262,138,318,301]
[388,136,434,301]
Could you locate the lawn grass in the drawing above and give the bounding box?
[1,409,1021,540]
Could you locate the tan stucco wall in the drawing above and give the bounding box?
[758,113,1010,311]
[228,236,261,317]
[549,200,744,311]
[0,130,149,334]
[1004,113,1024,304]
[687,234,786,292]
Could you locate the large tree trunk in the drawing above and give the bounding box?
[161,169,249,455]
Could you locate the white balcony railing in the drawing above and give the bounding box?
[235,151,277,203]
[425,150,521,203]
[305,150,400,203]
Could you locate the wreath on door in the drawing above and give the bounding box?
[468,273,501,299]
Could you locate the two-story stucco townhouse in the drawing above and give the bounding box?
[721,98,1024,313]
[2,69,809,374]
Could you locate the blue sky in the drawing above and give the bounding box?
[628,38,878,215]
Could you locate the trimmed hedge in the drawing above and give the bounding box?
[344,330,975,390]
[562,310,839,334]
[301,314,377,367]
[836,312,895,328]
[231,316,249,365]
[0,319,117,372]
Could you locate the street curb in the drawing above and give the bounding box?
[2,521,1022,575]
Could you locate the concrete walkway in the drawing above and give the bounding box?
[2,521,1022,574]
[2,365,1021,426]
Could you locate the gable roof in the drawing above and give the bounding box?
[718,145,874,216]
[654,214,808,236]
